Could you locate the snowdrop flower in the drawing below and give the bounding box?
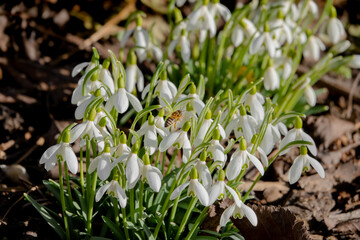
[159,122,192,163]
[348,55,360,69]
[176,103,198,130]
[303,35,325,61]
[71,71,103,106]
[264,60,280,91]
[139,40,163,63]
[220,197,257,227]
[114,133,131,158]
[207,128,226,166]
[98,59,115,94]
[209,169,242,206]
[154,109,167,133]
[170,167,209,206]
[187,83,205,115]
[298,0,319,19]
[183,151,212,190]
[176,0,196,7]
[125,51,144,93]
[259,121,281,155]
[74,88,103,120]
[96,117,112,152]
[95,180,127,208]
[168,28,191,62]
[141,153,163,192]
[113,143,143,188]
[304,84,316,107]
[134,113,166,155]
[289,146,325,184]
[40,131,78,174]
[209,0,231,22]
[279,116,317,156]
[142,70,177,105]
[271,10,292,45]
[69,108,102,147]
[320,7,346,44]
[105,78,143,114]
[71,57,96,78]
[225,104,257,143]
[188,1,217,38]
[247,134,268,167]
[89,143,113,181]
[194,110,225,147]
[231,18,257,47]
[121,16,148,62]
[226,138,264,181]
[250,23,276,58]
[244,86,265,122]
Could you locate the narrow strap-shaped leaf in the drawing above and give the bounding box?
[102,216,125,239]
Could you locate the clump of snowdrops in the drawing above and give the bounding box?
[26,0,360,239]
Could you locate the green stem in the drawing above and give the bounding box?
[139,181,145,220]
[161,151,166,174]
[86,171,98,234]
[64,163,74,212]
[79,147,85,197]
[86,139,91,198]
[121,208,130,240]
[58,158,70,240]
[175,197,198,240]
[130,189,135,223]
[185,206,209,240]
[165,149,178,175]
[154,150,161,167]
[113,198,120,226]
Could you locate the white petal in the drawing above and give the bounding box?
[289,156,303,184]
[300,130,317,156]
[147,168,162,192]
[220,204,236,227]
[250,34,264,55]
[181,37,191,62]
[65,146,78,174]
[308,156,325,178]
[136,67,144,92]
[168,39,178,56]
[225,185,242,208]
[95,182,111,202]
[126,92,143,112]
[159,131,181,152]
[242,204,258,226]
[115,184,127,208]
[264,33,275,58]
[114,89,129,114]
[75,97,92,120]
[145,128,158,155]
[121,29,135,48]
[170,182,190,200]
[69,123,86,143]
[98,157,112,181]
[305,85,316,107]
[279,129,296,154]
[209,182,222,205]
[72,62,90,77]
[328,18,340,44]
[89,156,100,174]
[141,83,151,100]
[226,156,242,181]
[194,180,209,206]
[247,152,264,175]
[125,66,137,93]
[232,27,244,47]
[40,144,60,164]
[126,154,140,185]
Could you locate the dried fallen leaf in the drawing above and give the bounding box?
[232,205,311,240]
[314,115,355,148]
[242,181,290,203]
[324,209,360,230]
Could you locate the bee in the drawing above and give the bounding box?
[165,110,183,128]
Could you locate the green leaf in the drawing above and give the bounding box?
[145,62,165,108]
[139,219,155,240]
[102,216,125,239]
[43,179,61,202]
[272,112,305,125]
[24,193,66,239]
[173,74,190,103]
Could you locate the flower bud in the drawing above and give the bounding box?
[174,7,183,24]
[218,169,225,181]
[148,113,155,125]
[251,134,258,144]
[240,104,246,116]
[189,83,197,94]
[99,117,107,128]
[120,133,127,144]
[127,51,137,65]
[190,167,199,179]
[300,145,307,155]
[131,142,140,153]
[200,150,207,162]
[160,70,167,80]
[88,108,97,121]
[143,153,150,165]
[182,121,191,132]
[294,116,303,129]
[62,130,70,143]
[102,58,110,69]
[205,110,212,120]
[158,108,165,117]
[212,127,221,140]
[249,86,256,95]
[136,16,142,26]
[104,142,111,153]
[240,137,247,151]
